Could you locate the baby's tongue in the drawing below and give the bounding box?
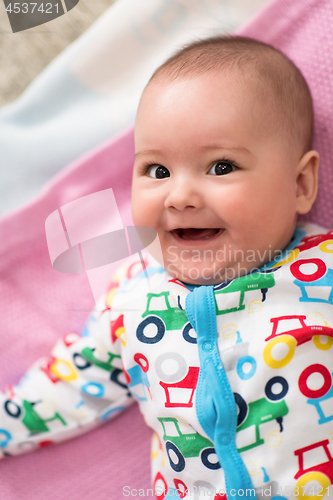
[181,228,218,240]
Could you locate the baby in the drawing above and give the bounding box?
[132,36,318,286]
[1,36,333,500]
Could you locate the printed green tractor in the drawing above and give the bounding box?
[215,270,276,315]
[4,399,67,435]
[158,417,220,472]
[294,440,333,499]
[137,292,194,344]
[236,376,289,453]
[79,347,121,372]
[77,348,125,389]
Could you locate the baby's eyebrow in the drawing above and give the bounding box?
[134,145,252,158]
[201,144,252,155]
[134,149,161,158]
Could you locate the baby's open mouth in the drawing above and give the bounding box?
[171,228,223,240]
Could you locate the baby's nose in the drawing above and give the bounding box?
[164,178,203,211]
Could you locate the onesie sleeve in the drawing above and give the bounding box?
[0,291,133,457]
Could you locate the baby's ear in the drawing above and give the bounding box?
[295,150,319,214]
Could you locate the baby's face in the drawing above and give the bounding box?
[132,72,300,285]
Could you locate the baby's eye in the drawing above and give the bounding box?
[208,161,236,175]
[148,165,170,179]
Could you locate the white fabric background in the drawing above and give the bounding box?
[0,0,269,216]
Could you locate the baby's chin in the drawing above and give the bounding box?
[165,262,251,286]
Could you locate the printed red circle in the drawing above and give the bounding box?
[38,440,54,448]
[127,259,148,279]
[63,332,81,346]
[173,479,188,498]
[123,365,131,385]
[154,472,167,500]
[134,353,149,372]
[298,364,332,398]
[290,258,326,282]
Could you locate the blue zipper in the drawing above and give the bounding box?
[185,285,256,500]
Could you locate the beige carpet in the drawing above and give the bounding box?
[0,0,115,107]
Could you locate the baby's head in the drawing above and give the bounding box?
[132,36,319,285]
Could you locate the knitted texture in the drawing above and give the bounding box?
[0,129,146,500]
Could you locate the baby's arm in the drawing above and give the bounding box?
[0,296,132,457]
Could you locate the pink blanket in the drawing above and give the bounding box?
[0,0,332,497]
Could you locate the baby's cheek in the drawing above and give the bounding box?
[132,207,148,226]
[132,194,154,227]
[134,187,164,225]
[221,189,257,224]
[236,188,271,222]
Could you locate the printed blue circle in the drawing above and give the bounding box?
[81,382,104,397]
[73,352,91,370]
[201,448,221,470]
[166,442,185,472]
[4,400,21,418]
[265,376,288,401]
[236,356,257,380]
[136,316,165,344]
[0,429,11,448]
[182,322,197,344]
[234,392,248,426]
[100,406,126,421]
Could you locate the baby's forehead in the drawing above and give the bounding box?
[135,73,280,164]
[139,67,275,131]
[143,53,285,110]
[139,39,313,156]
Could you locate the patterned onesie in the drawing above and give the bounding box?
[1,222,333,500]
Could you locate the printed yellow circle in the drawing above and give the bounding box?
[313,335,333,351]
[161,448,166,466]
[263,335,297,369]
[319,240,333,253]
[267,430,283,447]
[50,359,78,382]
[151,433,166,466]
[221,324,238,339]
[106,288,118,307]
[116,326,127,347]
[272,248,300,268]
[151,433,160,460]
[248,299,264,314]
[296,471,330,500]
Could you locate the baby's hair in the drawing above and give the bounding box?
[147,36,314,156]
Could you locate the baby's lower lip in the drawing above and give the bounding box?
[170,228,224,241]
